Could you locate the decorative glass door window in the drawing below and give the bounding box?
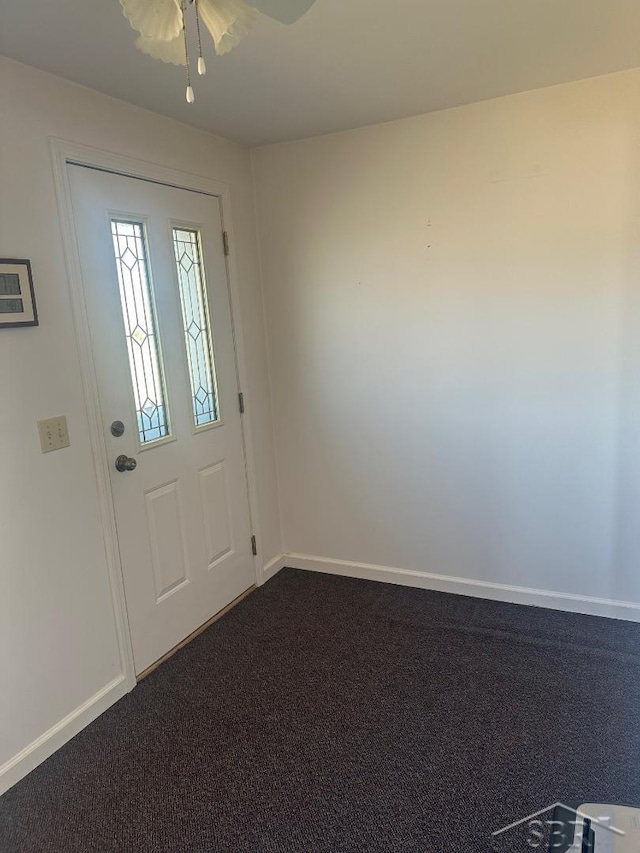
[110,220,170,444]
[172,228,220,427]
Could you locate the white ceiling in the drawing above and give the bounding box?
[2,0,640,146]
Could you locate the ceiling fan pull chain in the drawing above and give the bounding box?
[194,0,207,76]
[182,1,195,103]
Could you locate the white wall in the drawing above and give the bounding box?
[252,70,640,611]
[0,57,281,792]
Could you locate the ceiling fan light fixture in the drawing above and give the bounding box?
[197,0,258,57]
[119,0,316,104]
[120,0,183,41]
[135,32,186,65]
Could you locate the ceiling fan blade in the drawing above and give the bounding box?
[247,0,316,25]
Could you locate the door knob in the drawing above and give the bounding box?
[115,455,137,473]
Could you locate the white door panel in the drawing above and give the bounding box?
[69,166,254,675]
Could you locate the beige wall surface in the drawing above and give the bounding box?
[253,70,640,606]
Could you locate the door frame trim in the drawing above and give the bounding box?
[50,137,265,690]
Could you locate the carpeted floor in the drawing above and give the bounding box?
[1,568,640,852]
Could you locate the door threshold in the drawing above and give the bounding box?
[136,584,256,681]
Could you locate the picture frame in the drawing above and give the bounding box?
[0,259,38,328]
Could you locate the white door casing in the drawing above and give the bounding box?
[68,165,255,675]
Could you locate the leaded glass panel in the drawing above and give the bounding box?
[110,220,170,444]
[172,228,219,427]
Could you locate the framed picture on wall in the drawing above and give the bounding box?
[0,259,38,328]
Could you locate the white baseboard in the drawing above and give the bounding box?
[261,554,287,584]
[0,675,130,796]
[284,553,640,623]
[0,557,287,797]
[4,555,637,798]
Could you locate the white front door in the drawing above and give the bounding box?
[68,165,255,675]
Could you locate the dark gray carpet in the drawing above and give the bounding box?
[2,568,640,852]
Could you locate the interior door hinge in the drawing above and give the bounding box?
[238,392,245,414]
[251,535,258,556]
[222,231,230,256]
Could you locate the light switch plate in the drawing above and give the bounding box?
[38,416,70,453]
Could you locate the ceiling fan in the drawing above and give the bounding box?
[120,0,317,102]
